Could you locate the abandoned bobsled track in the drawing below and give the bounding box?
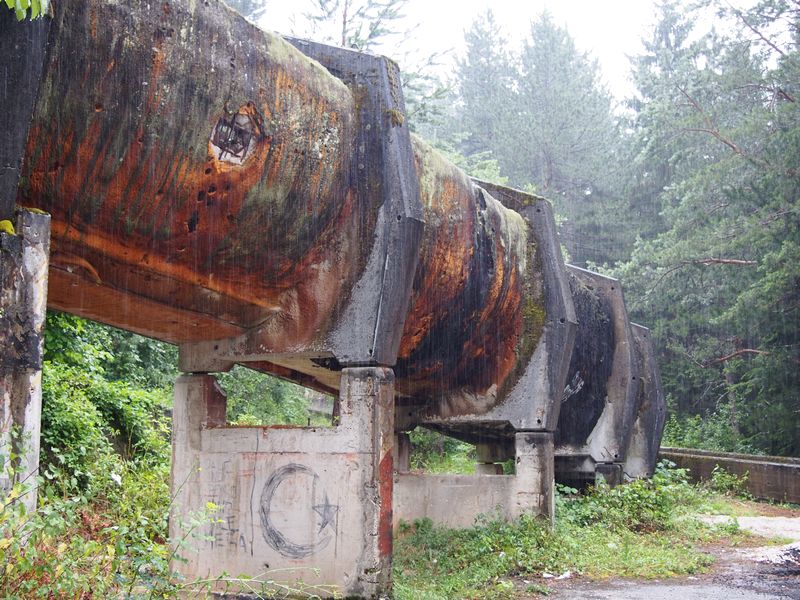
[0,2,665,597]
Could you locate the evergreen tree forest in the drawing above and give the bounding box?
[446,0,799,456]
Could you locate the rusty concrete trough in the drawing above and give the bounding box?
[0,2,665,597]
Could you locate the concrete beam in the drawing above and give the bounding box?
[0,208,51,513]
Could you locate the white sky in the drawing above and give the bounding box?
[258,0,662,98]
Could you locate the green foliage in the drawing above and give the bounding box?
[41,362,170,490]
[454,10,625,266]
[219,365,313,425]
[408,428,475,474]
[44,311,177,389]
[661,400,764,455]
[303,0,408,51]
[394,463,717,599]
[708,466,751,498]
[0,403,175,597]
[561,461,701,533]
[3,0,46,20]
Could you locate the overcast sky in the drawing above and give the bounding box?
[259,0,663,98]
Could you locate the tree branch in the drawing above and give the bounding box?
[646,257,757,295]
[677,86,771,169]
[709,348,770,364]
[689,258,758,266]
[727,2,786,57]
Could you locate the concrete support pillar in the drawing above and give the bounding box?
[0,209,50,513]
[168,374,227,530]
[513,432,555,526]
[170,367,394,599]
[476,442,512,475]
[340,367,395,596]
[394,431,411,473]
[595,462,623,487]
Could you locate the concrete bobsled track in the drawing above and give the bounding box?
[0,2,665,597]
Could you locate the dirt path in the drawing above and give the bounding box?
[536,514,800,599]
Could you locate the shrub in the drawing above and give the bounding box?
[561,460,702,533]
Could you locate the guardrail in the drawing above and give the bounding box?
[659,447,800,504]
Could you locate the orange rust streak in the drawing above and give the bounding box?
[399,175,474,359]
[48,221,283,309]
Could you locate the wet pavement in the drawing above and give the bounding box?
[540,516,800,599]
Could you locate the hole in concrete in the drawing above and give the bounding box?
[217,365,336,428]
[187,211,199,233]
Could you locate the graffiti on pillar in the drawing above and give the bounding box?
[259,463,339,559]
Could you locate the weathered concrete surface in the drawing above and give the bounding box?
[0,209,50,513]
[623,325,666,479]
[660,448,800,504]
[394,432,556,529]
[1,5,667,593]
[554,266,639,487]
[0,10,50,220]
[397,181,576,478]
[16,0,569,426]
[170,368,394,598]
[515,432,556,525]
[394,474,515,528]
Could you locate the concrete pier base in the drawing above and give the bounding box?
[596,462,623,486]
[170,367,395,599]
[394,431,555,529]
[394,432,411,473]
[0,209,50,513]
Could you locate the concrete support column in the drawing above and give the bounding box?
[0,209,50,513]
[476,442,512,475]
[394,431,411,473]
[169,373,227,543]
[339,367,395,596]
[596,462,623,487]
[513,431,555,526]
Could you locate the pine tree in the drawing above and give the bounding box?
[614,0,800,455]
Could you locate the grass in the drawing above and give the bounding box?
[392,463,760,599]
